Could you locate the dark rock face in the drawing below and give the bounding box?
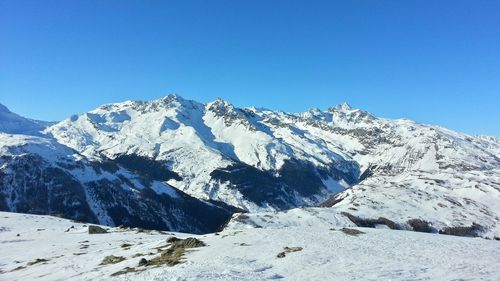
[207,99,257,129]
[343,213,485,238]
[0,152,233,234]
[279,160,325,197]
[438,223,484,237]
[358,165,377,182]
[210,159,359,210]
[211,163,289,209]
[319,195,344,207]
[138,258,148,266]
[88,225,108,234]
[341,212,400,230]
[113,155,182,182]
[0,154,97,224]
[407,219,436,233]
[86,179,232,233]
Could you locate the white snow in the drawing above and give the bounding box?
[1,211,499,281]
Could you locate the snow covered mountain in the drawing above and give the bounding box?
[1,96,499,238]
[0,104,232,234]
[46,95,360,211]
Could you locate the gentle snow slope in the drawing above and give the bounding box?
[1,211,499,281]
[0,103,52,136]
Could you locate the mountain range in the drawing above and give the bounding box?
[1,95,499,238]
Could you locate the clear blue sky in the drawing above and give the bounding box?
[1,1,499,136]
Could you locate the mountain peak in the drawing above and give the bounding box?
[153,93,201,110]
[329,102,353,111]
[208,97,232,107]
[161,93,185,101]
[156,93,190,106]
[206,98,236,113]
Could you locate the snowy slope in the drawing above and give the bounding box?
[42,95,500,237]
[0,103,52,136]
[0,132,232,233]
[1,211,499,281]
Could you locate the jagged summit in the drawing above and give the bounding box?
[93,94,198,114]
[206,97,240,114]
[306,107,323,116]
[206,97,237,113]
[162,93,183,100]
[158,93,192,105]
[208,97,231,106]
[329,102,354,111]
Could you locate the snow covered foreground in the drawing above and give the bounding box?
[1,211,499,281]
